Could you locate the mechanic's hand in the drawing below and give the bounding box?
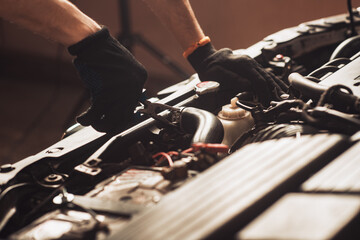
[187,43,288,106]
[68,27,147,132]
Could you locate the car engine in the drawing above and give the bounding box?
[1,6,360,240]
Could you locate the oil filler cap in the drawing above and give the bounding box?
[195,81,220,95]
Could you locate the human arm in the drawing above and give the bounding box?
[141,0,205,51]
[0,0,100,46]
[0,0,147,132]
[142,0,289,105]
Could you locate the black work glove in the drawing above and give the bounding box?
[188,43,289,106]
[68,27,147,132]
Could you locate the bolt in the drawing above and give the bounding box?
[48,174,58,180]
[44,174,63,183]
[280,94,290,100]
[273,54,284,61]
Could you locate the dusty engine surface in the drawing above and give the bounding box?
[1,7,360,240]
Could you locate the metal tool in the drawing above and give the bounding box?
[138,100,182,127]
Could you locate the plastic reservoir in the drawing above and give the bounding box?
[217,97,254,147]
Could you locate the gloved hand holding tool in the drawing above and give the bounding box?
[186,41,289,107]
[68,27,147,132]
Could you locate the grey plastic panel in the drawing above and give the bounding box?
[302,141,360,193]
[320,56,360,97]
[238,193,360,240]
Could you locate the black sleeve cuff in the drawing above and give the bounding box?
[68,26,110,56]
[187,42,216,71]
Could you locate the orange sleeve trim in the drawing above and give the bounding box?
[183,36,211,59]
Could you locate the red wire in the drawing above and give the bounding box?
[152,148,195,167]
[182,148,193,153]
[167,151,179,156]
[152,152,174,167]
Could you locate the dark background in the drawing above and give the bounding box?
[0,0,358,164]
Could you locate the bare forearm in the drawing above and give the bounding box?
[142,0,205,50]
[0,0,101,46]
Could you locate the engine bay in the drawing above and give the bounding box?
[1,8,360,240]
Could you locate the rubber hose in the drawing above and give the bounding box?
[180,107,224,144]
[289,72,360,112]
[289,72,328,100]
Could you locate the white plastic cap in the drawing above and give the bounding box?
[218,97,246,120]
